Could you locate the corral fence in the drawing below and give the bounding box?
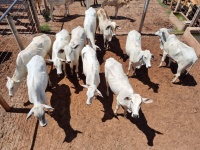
[0,0,41,111]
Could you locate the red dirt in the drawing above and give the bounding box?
[1,0,200,150]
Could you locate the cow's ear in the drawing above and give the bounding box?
[26,108,33,121]
[96,89,103,98]
[106,25,111,30]
[72,44,79,49]
[46,59,54,63]
[7,76,11,80]
[81,84,89,88]
[43,104,54,110]
[124,97,131,100]
[116,25,121,29]
[59,58,65,62]
[58,49,64,53]
[142,98,153,104]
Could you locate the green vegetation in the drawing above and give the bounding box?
[171,28,185,35]
[40,23,51,33]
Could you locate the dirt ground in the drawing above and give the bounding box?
[1,0,200,150]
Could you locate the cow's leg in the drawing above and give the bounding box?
[114,101,120,115]
[50,5,54,21]
[63,62,67,77]
[172,65,182,83]
[75,61,80,80]
[115,7,118,18]
[131,65,136,76]
[127,61,132,75]
[124,109,128,118]
[65,4,70,16]
[167,57,172,67]
[106,80,109,96]
[158,51,167,67]
[70,63,73,76]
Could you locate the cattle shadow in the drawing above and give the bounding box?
[127,109,163,146]
[65,60,84,94]
[110,16,136,22]
[49,84,82,142]
[161,56,197,86]
[52,14,84,22]
[129,66,159,93]
[98,73,118,122]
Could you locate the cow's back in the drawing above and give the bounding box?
[20,34,52,65]
[26,55,48,103]
[126,30,141,56]
[105,58,130,95]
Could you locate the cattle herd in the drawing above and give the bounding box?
[5,4,198,127]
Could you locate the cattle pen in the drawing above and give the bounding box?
[1,0,200,149]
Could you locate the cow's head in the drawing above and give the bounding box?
[6,77,20,97]
[46,50,65,77]
[110,22,121,36]
[64,43,79,64]
[141,50,154,68]
[26,104,54,127]
[155,28,172,49]
[81,84,103,105]
[126,94,153,118]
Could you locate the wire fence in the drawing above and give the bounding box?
[0,0,41,109]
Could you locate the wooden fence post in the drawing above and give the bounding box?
[6,14,24,51]
[28,0,41,32]
[0,95,11,112]
[190,7,200,27]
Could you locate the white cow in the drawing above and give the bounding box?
[47,29,70,77]
[84,7,100,51]
[64,26,86,79]
[101,0,131,18]
[125,30,154,76]
[81,45,103,105]
[26,55,53,127]
[6,34,52,97]
[105,57,153,118]
[155,28,198,83]
[96,8,121,48]
[46,0,74,21]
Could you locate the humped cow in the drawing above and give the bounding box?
[46,0,74,21]
[101,0,131,18]
[96,8,121,48]
[47,29,70,77]
[64,26,86,79]
[81,45,103,105]
[105,57,153,118]
[155,28,198,83]
[6,34,52,97]
[125,30,154,76]
[26,55,53,127]
[84,7,100,51]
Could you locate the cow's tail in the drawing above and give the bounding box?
[186,59,198,75]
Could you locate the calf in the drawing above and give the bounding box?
[81,45,103,105]
[46,0,74,21]
[6,34,52,97]
[47,29,70,77]
[105,57,153,118]
[84,7,100,51]
[155,28,198,83]
[64,26,86,79]
[26,55,53,127]
[101,0,131,18]
[96,8,120,48]
[125,30,154,76]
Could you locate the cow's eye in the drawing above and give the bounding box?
[11,87,14,90]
